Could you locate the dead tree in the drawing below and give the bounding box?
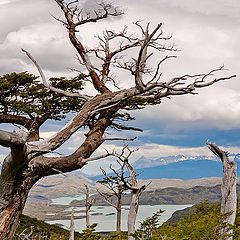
[0,0,236,238]
[84,184,95,228]
[113,146,149,240]
[97,163,128,232]
[98,146,148,238]
[208,143,237,240]
[16,226,34,240]
[69,209,75,240]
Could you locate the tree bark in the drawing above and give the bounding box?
[85,205,90,228]
[84,184,94,228]
[0,109,114,239]
[128,191,139,240]
[125,156,147,240]
[0,176,34,240]
[116,194,122,232]
[69,209,75,240]
[208,143,237,240]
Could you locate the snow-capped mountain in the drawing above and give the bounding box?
[132,154,240,169]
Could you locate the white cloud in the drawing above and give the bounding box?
[133,143,240,159]
[0,1,11,5]
[133,86,240,130]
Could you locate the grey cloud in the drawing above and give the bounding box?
[1,0,240,130]
[0,0,59,43]
[80,0,124,21]
[120,0,240,21]
[132,85,240,131]
[0,24,79,74]
[0,59,25,75]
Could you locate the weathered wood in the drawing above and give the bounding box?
[84,184,94,228]
[125,157,147,240]
[116,193,122,233]
[0,110,114,239]
[208,143,237,240]
[0,130,27,148]
[69,209,75,240]
[97,180,124,232]
[0,177,33,240]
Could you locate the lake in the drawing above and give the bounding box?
[47,204,192,232]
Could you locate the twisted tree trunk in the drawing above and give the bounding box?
[0,109,114,239]
[0,176,34,240]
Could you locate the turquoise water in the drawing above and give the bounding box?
[47,204,191,232]
[51,194,85,205]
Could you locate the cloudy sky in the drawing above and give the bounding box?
[0,0,240,175]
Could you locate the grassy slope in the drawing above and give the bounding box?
[15,215,81,239]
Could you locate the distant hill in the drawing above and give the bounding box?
[71,184,240,206]
[29,172,95,200]
[91,159,240,181]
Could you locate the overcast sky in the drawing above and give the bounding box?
[1,0,240,175]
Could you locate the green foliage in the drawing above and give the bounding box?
[15,214,80,239]
[103,231,127,240]
[121,96,161,111]
[154,201,240,240]
[0,72,84,120]
[78,224,101,240]
[133,209,164,240]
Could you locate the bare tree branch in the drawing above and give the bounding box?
[82,151,114,163]
[103,136,137,141]
[22,49,91,100]
[54,0,116,93]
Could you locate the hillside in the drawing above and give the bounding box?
[70,184,240,207]
[134,160,225,179]
[155,202,240,239]
[29,172,95,201]
[15,214,80,239]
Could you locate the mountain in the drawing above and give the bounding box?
[134,160,238,180]
[92,159,240,181]
[132,154,240,169]
[133,155,214,169]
